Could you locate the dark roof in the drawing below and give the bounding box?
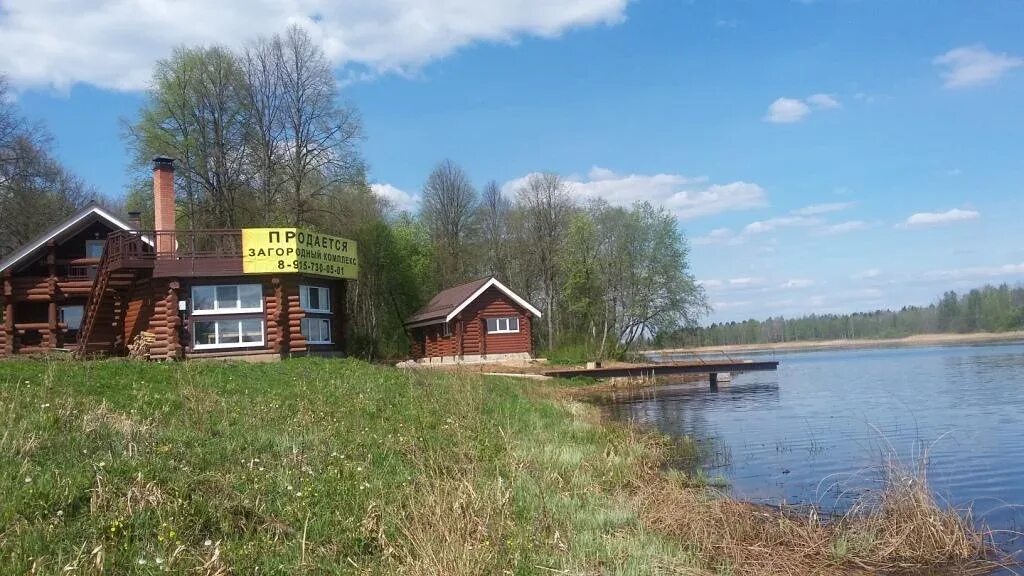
[0,203,133,274]
[406,276,493,325]
[405,276,544,326]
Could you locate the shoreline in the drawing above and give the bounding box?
[648,330,1024,356]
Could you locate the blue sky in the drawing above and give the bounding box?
[3,0,1023,322]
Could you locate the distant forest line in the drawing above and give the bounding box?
[657,283,1024,348]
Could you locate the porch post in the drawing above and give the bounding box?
[166,281,182,359]
[46,241,58,349]
[272,277,287,357]
[2,272,12,356]
[456,315,463,359]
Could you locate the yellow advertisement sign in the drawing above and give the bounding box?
[242,228,358,280]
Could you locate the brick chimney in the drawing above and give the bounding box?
[127,211,142,231]
[152,156,176,254]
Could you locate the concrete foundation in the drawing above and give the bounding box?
[418,352,533,365]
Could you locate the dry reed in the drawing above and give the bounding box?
[637,457,1000,575]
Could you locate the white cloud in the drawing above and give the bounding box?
[698,279,724,289]
[764,93,842,123]
[923,262,1024,281]
[728,277,763,287]
[0,0,629,91]
[845,288,883,300]
[934,45,1023,89]
[903,208,980,227]
[742,215,820,236]
[371,182,420,213]
[813,220,867,236]
[764,98,811,123]
[704,203,864,245]
[711,300,753,311]
[851,268,882,280]
[502,166,767,220]
[793,201,855,216]
[780,279,815,289]
[806,93,841,110]
[692,227,734,245]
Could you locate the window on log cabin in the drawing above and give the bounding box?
[300,317,332,344]
[192,285,263,314]
[190,284,265,350]
[442,322,451,337]
[60,305,84,338]
[299,285,331,314]
[85,240,105,259]
[193,318,264,349]
[299,285,332,344]
[485,317,519,334]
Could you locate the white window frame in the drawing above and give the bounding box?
[85,240,105,259]
[441,322,451,337]
[300,317,333,344]
[299,285,331,314]
[191,284,263,316]
[486,316,520,334]
[192,318,265,350]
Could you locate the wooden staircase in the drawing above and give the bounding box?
[76,246,139,358]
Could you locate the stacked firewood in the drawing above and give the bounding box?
[127,331,156,360]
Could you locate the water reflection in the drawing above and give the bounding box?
[605,343,1024,564]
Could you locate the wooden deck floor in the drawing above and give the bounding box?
[543,359,779,379]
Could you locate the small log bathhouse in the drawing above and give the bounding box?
[405,276,542,363]
[0,157,355,360]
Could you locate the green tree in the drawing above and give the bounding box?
[127,45,250,229]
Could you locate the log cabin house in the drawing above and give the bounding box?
[405,276,541,363]
[0,157,356,360]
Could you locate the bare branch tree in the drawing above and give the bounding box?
[241,35,287,222]
[277,25,364,226]
[421,159,477,287]
[517,172,573,349]
[474,180,511,280]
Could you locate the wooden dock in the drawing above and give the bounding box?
[543,359,779,385]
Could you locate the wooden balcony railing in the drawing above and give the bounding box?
[106,230,245,277]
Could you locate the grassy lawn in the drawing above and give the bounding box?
[0,357,992,575]
[0,358,697,575]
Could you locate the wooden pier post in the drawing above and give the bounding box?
[709,372,718,390]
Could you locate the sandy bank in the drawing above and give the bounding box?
[649,330,1024,356]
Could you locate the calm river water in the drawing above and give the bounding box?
[606,343,1024,562]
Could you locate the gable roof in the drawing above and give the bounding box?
[0,203,135,274]
[405,276,543,327]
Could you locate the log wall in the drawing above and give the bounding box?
[136,275,345,359]
[411,286,534,360]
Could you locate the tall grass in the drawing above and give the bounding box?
[0,357,999,574]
